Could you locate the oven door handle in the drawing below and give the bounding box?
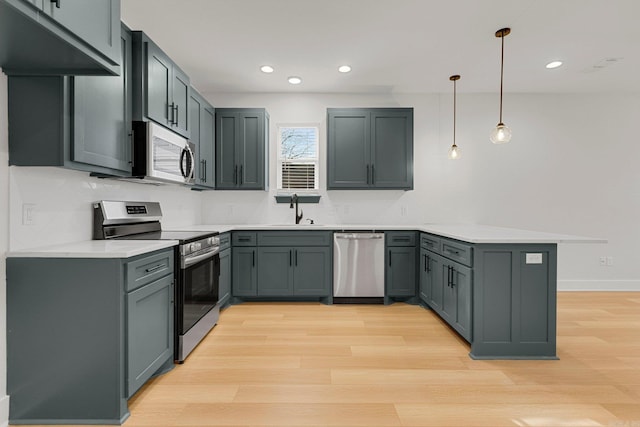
[182,247,220,269]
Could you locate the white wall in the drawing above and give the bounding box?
[201,91,640,291]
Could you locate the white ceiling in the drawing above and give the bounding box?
[121,0,640,94]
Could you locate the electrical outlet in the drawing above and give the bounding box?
[400,206,408,216]
[22,203,36,225]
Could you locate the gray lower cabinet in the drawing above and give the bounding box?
[327,108,413,190]
[189,88,215,189]
[126,273,173,398]
[256,246,332,297]
[232,231,332,299]
[6,248,175,424]
[7,24,133,176]
[132,31,190,138]
[232,246,258,296]
[219,246,231,307]
[215,108,269,190]
[435,254,472,341]
[385,231,417,300]
[0,0,120,75]
[419,232,558,359]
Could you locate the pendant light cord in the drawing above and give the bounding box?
[499,32,505,124]
[453,78,457,145]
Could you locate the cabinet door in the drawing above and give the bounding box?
[370,109,413,189]
[232,247,257,296]
[327,110,370,188]
[71,27,131,173]
[428,253,444,312]
[42,0,120,65]
[215,112,238,188]
[419,248,430,303]
[172,67,190,137]
[219,248,231,307]
[146,42,171,127]
[200,106,215,188]
[257,247,293,296]
[126,273,173,398]
[189,93,202,182]
[238,111,265,189]
[386,246,416,297]
[293,247,331,296]
[452,263,472,341]
[440,262,457,325]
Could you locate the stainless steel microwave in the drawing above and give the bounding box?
[132,121,195,185]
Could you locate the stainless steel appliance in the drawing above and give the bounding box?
[333,232,385,303]
[131,121,195,185]
[94,200,219,362]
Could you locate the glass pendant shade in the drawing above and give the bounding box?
[448,143,461,160]
[490,122,512,144]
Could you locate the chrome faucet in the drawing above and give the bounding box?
[289,194,303,224]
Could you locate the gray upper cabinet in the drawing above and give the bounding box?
[189,88,215,189]
[327,108,413,190]
[132,31,191,138]
[7,24,133,176]
[0,0,120,75]
[216,108,269,190]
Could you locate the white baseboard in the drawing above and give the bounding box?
[558,280,640,291]
[0,395,8,427]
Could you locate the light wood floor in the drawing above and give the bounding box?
[39,293,640,426]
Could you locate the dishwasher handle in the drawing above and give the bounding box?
[334,233,384,240]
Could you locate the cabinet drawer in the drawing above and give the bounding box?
[126,249,174,292]
[441,240,473,267]
[420,234,441,252]
[257,231,332,247]
[386,231,416,246]
[219,232,231,250]
[233,232,257,246]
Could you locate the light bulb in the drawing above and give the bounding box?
[490,123,512,144]
[448,144,461,160]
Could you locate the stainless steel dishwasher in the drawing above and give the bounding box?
[333,232,385,302]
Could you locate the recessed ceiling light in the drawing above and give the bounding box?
[338,65,352,73]
[288,76,302,85]
[545,61,563,69]
[260,65,274,73]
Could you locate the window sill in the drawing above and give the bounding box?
[274,194,321,204]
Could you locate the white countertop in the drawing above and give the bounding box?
[168,224,606,244]
[7,240,178,259]
[8,224,603,258]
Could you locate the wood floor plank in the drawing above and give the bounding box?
[175,403,402,426]
[395,403,618,427]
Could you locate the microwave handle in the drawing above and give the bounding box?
[180,145,195,180]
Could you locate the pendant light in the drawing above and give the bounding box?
[448,75,461,160]
[490,27,512,144]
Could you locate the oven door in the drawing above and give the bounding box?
[177,248,220,336]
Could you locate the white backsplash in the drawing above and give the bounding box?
[8,166,202,250]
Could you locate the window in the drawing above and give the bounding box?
[277,125,319,190]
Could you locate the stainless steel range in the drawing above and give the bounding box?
[93,200,220,363]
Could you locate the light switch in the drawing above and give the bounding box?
[526,253,543,264]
